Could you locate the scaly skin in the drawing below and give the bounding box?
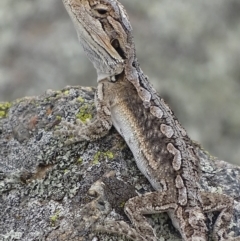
[58,1,240,240]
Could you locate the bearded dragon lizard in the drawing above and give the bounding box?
[59,0,240,240]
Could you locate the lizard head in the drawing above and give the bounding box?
[62,0,135,81]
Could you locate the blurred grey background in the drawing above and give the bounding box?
[0,0,240,164]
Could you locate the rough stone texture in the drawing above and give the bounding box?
[0,0,240,165]
[0,87,240,241]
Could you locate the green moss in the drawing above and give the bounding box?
[0,102,12,118]
[50,210,60,226]
[105,151,114,159]
[0,111,5,118]
[77,97,85,103]
[76,105,92,124]
[93,151,114,165]
[77,158,83,164]
[119,202,125,208]
[63,90,69,95]
[93,152,101,164]
[56,115,62,121]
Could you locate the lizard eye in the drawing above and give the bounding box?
[93,5,108,16]
[97,9,107,15]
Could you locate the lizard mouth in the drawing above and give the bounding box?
[111,39,126,60]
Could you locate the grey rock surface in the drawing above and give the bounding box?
[0,87,240,241]
[0,0,240,164]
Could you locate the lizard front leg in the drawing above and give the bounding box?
[55,81,112,144]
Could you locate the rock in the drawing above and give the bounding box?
[1,0,240,165]
[0,87,239,240]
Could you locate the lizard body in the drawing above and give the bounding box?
[59,0,240,240]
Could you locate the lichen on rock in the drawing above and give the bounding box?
[0,86,240,241]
